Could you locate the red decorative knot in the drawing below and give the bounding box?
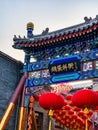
[81,114,88,120]
[38,92,65,110]
[78,111,85,117]
[61,110,67,115]
[73,106,81,112]
[71,89,98,108]
[76,117,83,124]
[62,105,71,110]
[72,114,78,120]
[68,110,74,115]
[56,117,62,122]
[86,110,93,117]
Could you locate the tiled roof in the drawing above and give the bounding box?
[13,16,98,49]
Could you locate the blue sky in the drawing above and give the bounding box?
[0,0,98,62]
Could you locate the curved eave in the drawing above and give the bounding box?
[13,23,98,49]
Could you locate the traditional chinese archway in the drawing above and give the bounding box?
[0,15,98,130]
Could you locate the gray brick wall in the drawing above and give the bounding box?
[0,52,23,130]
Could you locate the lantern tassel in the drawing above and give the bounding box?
[85,119,88,130]
[48,109,53,130]
[48,117,52,130]
[84,107,89,130]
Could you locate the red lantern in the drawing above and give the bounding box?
[56,94,65,109]
[68,110,74,115]
[39,92,65,130]
[87,110,93,117]
[56,116,62,122]
[62,105,71,110]
[71,89,98,130]
[61,110,67,115]
[78,111,85,117]
[71,89,97,108]
[93,91,98,111]
[73,106,81,112]
[38,92,65,110]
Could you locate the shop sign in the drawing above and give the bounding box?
[49,56,80,75]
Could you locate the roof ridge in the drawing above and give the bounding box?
[0,51,22,63]
[31,17,98,39]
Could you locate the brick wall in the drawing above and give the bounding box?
[0,51,23,130]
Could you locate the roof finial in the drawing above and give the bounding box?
[42,27,49,35]
[95,15,98,21]
[27,22,34,38]
[84,16,92,23]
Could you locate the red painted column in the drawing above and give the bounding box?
[17,85,27,130]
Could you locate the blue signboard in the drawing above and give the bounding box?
[49,55,80,75]
[48,55,81,82]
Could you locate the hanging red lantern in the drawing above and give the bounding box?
[72,114,78,120]
[38,92,65,110]
[55,116,62,122]
[56,94,65,109]
[81,114,88,120]
[53,109,59,114]
[61,109,67,115]
[93,91,98,111]
[68,109,74,115]
[73,106,82,112]
[87,110,93,117]
[62,105,71,110]
[78,111,85,117]
[39,92,65,130]
[71,89,98,130]
[65,115,70,123]
[71,89,98,108]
